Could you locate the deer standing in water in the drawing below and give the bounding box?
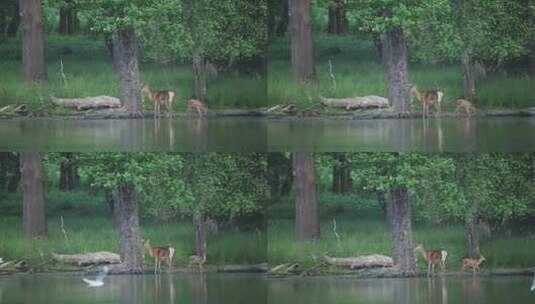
[141,84,175,118]
[186,99,208,118]
[414,244,448,277]
[409,85,444,119]
[454,99,476,117]
[143,239,175,274]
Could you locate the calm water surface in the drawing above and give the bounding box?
[0,117,533,151]
[0,274,532,304]
[268,276,535,304]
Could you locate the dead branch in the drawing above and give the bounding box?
[51,96,122,110]
[320,96,389,110]
[51,251,121,266]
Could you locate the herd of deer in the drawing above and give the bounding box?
[409,84,477,118]
[142,239,205,274]
[141,84,208,118]
[414,243,487,277]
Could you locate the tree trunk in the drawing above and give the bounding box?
[193,212,207,259]
[382,26,410,114]
[465,214,480,258]
[276,0,289,37]
[293,152,320,241]
[20,152,47,238]
[289,0,315,83]
[105,189,118,227]
[19,0,47,83]
[389,185,415,275]
[116,182,143,273]
[7,154,21,193]
[58,153,79,191]
[58,0,78,35]
[331,153,352,193]
[192,54,207,102]
[461,49,476,100]
[377,191,390,223]
[113,26,143,114]
[327,1,348,35]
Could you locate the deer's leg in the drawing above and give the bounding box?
[196,107,202,117]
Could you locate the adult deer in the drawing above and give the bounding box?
[414,244,448,277]
[141,84,175,118]
[409,85,444,119]
[143,239,175,274]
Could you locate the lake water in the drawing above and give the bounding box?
[0,117,534,151]
[0,273,532,304]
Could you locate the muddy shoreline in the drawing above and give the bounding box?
[0,107,534,120]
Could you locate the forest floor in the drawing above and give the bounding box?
[0,35,267,112]
[268,194,535,273]
[268,35,535,111]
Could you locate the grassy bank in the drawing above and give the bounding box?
[0,190,266,267]
[0,35,267,111]
[268,35,535,110]
[268,194,535,271]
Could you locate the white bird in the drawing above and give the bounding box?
[82,266,110,287]
[531,273,535,291]
[0,257,3,264]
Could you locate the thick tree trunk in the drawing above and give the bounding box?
[20,152,47,238]
[116,182,143,273]
[58,153,79,191]
[19,0,47,83]
[192,54,207,102]
[113,26,143,114]
[193,212,207,259]
[382,26,410,114]
[293,152,320,241]
[58,0,78,35]
[461,49,476,100]
[331,153,352,193]
[327,1,348,35]
[465,214,480,259]
[276,0,289,37]
[289,0,315,83]
[389,185,415,275]
[7,154,21,193]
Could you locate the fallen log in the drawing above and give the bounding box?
[51,96,122,110]
[320,96,389,110]
[51,251,121,266]
[324,254,393,269]
[215,263,268,273]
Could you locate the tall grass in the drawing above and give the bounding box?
[0,35,267,110]
[268,196,535,270]
[0,190,266,266]
[268,35,535,109]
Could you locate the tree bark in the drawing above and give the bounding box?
[105,189,119,227]
[389,185,415,275]
[192,54,207,102]
[327,1,348,35]
[382,26,410,114]
[19,0,47,83]
[58,153,79,191]
[461,49,476,100]
[58,0,78,35]
[20,152,47,238]
[293,152,320,241]
[465,214,480,258]
[113,26,143,114]
[331,153,352,193]
[289,0,315,83]
[193,212,207,259]
[116,182,143,273]
[7,154,21,193]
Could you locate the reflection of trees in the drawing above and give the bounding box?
[462,277,482,304]
[186,272,207,304]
